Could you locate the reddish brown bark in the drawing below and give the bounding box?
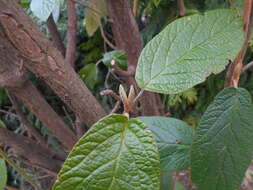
[8,81,77,150]
[46,14,66,56]
[0,28,77,150]
[0,127,62,173]
[106,0,162,116]
[225,0,253,87]
[0,0,106,127]
[65,0,77,67]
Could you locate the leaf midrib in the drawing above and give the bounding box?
[143,15,238,89]
[108,121,128,189]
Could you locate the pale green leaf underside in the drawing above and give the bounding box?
[135,9,244,94]
[30,0,61,21]
[191,88,253,190]
[53,114,160,190]
[0,159,7,190]
[138,116,193,171]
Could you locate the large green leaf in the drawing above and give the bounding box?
[30,0,61,21]
[0,159,7,190]
[191,88,253,190]
[138,116,194,171]
[53,114,160,190]
[135,9,244,94]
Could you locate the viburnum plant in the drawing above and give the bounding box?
[52,6,253,190]
[0,0,253,190]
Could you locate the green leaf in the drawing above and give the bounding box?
[78,64,98,89]
[20,0,30,8]
[85,0,107,37]
[138,116,194,171]
[160,171,174,190]
[0,159,7,190]
[0,120,6,128]
[102,50,128,70]
[191,88,253,190]
[30,0,61,21]
[135,9,244,94]
[153,0,161,7]
[175,181,186,190]
[53,114,160,190]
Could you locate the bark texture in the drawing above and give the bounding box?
[0,127,62,173]
[0,0,106,127]
[107,0,163,116]
[0,28,76,150]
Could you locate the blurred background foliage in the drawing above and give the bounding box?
[1,0,252,189]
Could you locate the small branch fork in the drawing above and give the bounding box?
[100,85,144,116]
[225,0,253,88]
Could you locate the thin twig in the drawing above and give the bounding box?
[110,69,125,84]
[0,148,42,190]
[111,60,132,77]
[242,61,253,73]
[133,89,144,103]
[99,23,117,50]
[62,106,75,129]
[7,92,46,145]
[73,0,106,19]
[100,90,121,101]
[11,156,57,178]
[0,109,17,118]
[111,101,121,113]
[95,58,103,66]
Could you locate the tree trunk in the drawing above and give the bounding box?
[106,0,163,116]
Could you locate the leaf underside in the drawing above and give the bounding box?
[53,114,160,190]
[135,9,244,94]
[139,116,194,171]
[191,88,253,190]
[30,0,61,21]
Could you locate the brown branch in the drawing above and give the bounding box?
[7,91,46,145]
[99,23,117,50]
[46,14,66,56]
[0,28,77,150]
[133,0,138,18]
[100,89,121,101]
[242,60,253,72]
[106,0,163,116]
[0,127,62,173]
[0,0,106,127]
[225,0,253,87]
[8,81,77,150]
[65,0,77,67]
[111,100,121,113]
[177,0,186,16]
